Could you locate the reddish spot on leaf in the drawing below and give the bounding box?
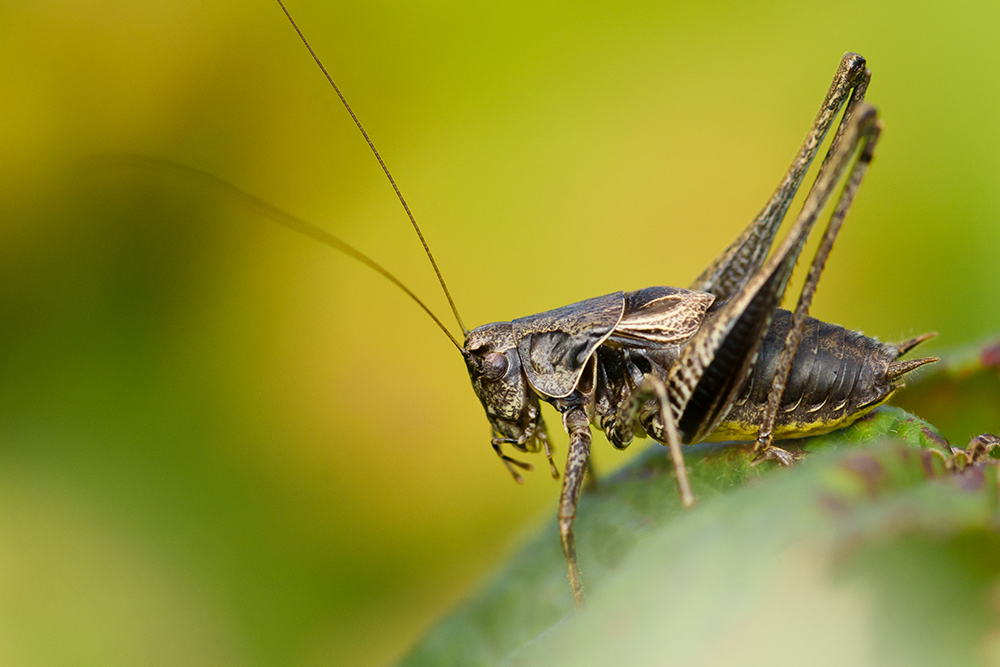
[922,426,949,449]
[842,453,885,497]
[954,465,986,492]
[981,342,1000,371]
[919,449,940,479]
[819,493,849,516]
[854,410,881,426]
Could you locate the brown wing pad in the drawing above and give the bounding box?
[609,286,715,348]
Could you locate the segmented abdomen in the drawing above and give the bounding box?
[713,309,901,440]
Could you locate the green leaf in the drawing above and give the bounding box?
[400,407,1000,667]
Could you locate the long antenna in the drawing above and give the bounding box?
[93,153,465,351]
[276,0,469,338]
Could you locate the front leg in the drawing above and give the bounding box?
[559,407,592,609]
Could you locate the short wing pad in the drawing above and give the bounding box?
[609,287,715,348]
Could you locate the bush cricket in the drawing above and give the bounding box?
[272,2,942,608]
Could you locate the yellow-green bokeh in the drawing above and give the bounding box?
[2,1,999,665]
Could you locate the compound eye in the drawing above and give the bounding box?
[482,352,508,381]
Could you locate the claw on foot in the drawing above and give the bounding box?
[751,444,803,467]
[492,441,534,484]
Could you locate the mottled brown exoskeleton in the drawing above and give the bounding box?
[275,3,939,608]
[463,55,940,606]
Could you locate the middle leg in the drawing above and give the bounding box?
[606,375,695,509]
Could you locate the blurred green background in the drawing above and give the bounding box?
[2,0,999,665]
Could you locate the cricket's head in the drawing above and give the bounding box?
[463,322,542,448]
[463,323,558,483]
[464,321,556,483]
